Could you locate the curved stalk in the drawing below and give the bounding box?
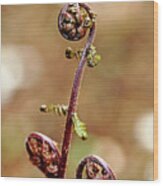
[58,4,96,178]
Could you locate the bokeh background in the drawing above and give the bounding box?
[1,2,154,180]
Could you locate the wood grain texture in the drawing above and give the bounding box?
[154,1,158,180]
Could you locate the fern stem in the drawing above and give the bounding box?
[58,4,96,178]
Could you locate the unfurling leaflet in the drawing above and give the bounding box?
[72,113,88,140]
[40,104,88,140]
[40,104,68,116]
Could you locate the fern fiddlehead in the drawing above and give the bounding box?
[25,3,116,180]
[76,155,116,180]
[25,132,60,178]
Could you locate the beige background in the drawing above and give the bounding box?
[2,2,154,180]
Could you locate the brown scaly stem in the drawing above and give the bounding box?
[58,4,96,178]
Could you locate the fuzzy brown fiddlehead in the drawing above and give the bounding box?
[25,132,60,178]
[58,3,96,41]
[76,155,116,180]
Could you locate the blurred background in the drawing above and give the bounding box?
[1,2,154,180]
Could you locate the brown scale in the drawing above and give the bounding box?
[30,156,41,167]
[28,137,42,155]
[86,161,103,179]
[46,163,58,174]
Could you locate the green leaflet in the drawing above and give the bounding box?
[65,44,101,68]
[78,45,101,68]
[40,104,68,116]
[72,113,88,140]
[40,104,88,140]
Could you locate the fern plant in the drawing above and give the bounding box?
[25,3,116,179]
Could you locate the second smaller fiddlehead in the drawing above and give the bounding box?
[25,132,60,178]
[76,155,117,180]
